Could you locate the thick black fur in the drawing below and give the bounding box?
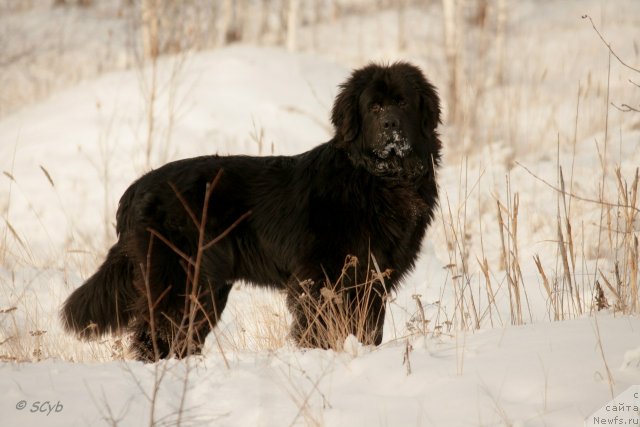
[61,62,442,361]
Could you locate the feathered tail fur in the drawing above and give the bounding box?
[61,243,135,338]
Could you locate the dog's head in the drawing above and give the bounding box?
[331,62,442,179]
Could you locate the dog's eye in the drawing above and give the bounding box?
[396,98,407,107]
[369,103,382,113]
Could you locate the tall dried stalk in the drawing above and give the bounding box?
[294,254,391,351]
[496,182,531,325]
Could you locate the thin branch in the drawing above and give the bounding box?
[611,103,640,113]
[169,182,199,228]
[188,296,230,369]
[146,228,195,266]
[202,210,252,250]
[168,169,224,229]
[582,15,640,74]
[516,161,640,214]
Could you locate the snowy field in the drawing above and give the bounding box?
[1,0,639,426]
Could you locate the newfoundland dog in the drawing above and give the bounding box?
[61,62,442,361]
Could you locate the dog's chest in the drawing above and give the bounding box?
[358,184,428,248]
[377,184,426,220]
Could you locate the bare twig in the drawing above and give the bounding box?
[516,162,640,214]
[611,103,640,113]
[582,15,640,74]
[202,210,252,250]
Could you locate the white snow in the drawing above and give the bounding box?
[1,0,640,426]
[1,316,639,426]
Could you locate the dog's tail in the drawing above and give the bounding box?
[61,242,136,338]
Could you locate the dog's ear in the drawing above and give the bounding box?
[397,63,441,134]
[331,66,375,147]
[418,80,441,134]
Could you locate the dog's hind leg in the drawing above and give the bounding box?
[131,282,233,362]
[127,227,198,361]
[127,200,238,361]
[129,241,235,361]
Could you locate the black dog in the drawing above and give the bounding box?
[61,62,442,361]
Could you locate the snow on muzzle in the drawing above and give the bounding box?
[373,130,411,159]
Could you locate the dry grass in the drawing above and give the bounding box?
[1,6,638,427]
[0,0,638,367]
[289,254,391,351]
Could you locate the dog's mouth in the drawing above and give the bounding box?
[372,130,411,160]
[368,131,428,178]
[372,130,412,174]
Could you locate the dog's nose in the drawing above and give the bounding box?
[381,113,399,130]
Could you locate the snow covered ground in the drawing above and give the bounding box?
[1,0,639,426]
[1,316,639,426]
